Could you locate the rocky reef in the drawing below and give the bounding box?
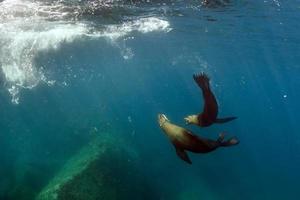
[36,133,158,200]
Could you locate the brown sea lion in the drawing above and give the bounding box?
[184,73,237,127]
[158,114,239,164]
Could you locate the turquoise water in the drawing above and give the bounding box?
[0,0,300,199]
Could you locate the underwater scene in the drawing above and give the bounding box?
[0,0,299,199]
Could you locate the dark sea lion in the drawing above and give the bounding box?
[158,114,239,164]
[202,0,230,8]
[184,73,237,127]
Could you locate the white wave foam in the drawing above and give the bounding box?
[0,22,90,104]
[101,17,172,40]
[0,0,171,104]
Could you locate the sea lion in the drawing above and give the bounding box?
[184,73,237,127]
[158,114,239,164]
[202,0,230,8]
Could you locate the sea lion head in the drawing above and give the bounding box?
[184,115,199,125]
[158,114,169,127]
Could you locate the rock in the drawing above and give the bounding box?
[36,134,158,200]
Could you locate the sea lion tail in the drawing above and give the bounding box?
[220,136,239,147]
[193,73,210,91]
[215,116,237,123]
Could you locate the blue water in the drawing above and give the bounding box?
[0,0,300,199]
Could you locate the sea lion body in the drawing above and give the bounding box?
[160,117,219,153]
[158,114,239,164]
[185,73,237,127]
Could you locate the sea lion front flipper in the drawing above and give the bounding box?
[174,145,192,164]
[215,117,237,123]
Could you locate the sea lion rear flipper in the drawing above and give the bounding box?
[193,73,210,91]
[220,137,240,147]
[174,145,192,164]
[217,133,225,143]
[215,117,237,123]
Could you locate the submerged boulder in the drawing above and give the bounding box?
[36,134,157,200]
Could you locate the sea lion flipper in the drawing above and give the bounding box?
[217,132,225,143]
[174,145,192,164]
[193,73,210,91]
[215,117,237,123]
[220,137,239,147]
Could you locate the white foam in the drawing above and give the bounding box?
[0,21,90,104]
[0,0,171,104]
[101,17,171,40]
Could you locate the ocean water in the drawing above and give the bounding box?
[0,0,300,199]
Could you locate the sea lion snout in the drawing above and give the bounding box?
[158,114,169,127]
